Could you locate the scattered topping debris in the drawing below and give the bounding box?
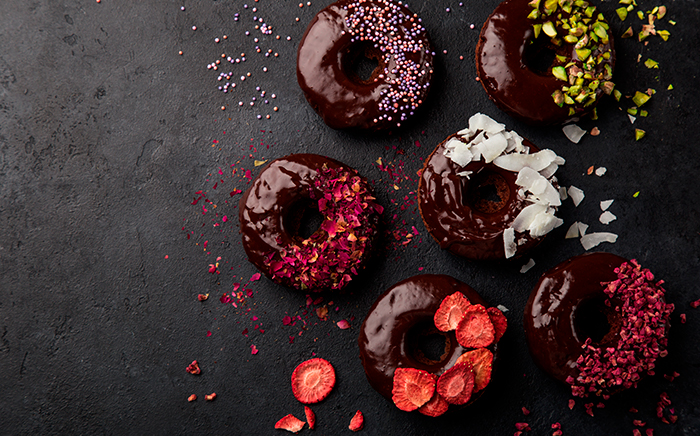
[188,394,197,402]
[520,258,536,273]
[595,166,607,176]
[580,232,618,250]
[563,124,587,143]
[568,186,585,206]
[599,211,617,224]
[274,414,306,433]
[291,358,336,404]
[205,392,217,401]
[349,410,364,432]
[197,293,209,301]
[186,360,202,375]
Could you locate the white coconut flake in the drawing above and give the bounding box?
[496,304,509,313]
[568,186,585,206]
[565,222,580,239]
[512,203,548,233]
[469,112,505,134]
[595,167,607,177]
[493,149,560,172]
[559,186,568,201]
[527,209,563,237]
[503,227,517,259]
[577,221,589,236]
[580,232,618,250]
[517,167,562,206]
[628,114,637,124]
[520,258,536,273]
[600,199,614,211]
[562,124,587,143]
[480,132,509,163]
[456,170,472,179]
[599,210,617,224]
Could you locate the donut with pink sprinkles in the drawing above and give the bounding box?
[297,0,434,131]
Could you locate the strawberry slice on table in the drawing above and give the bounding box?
[434,292,471,332]
[418,390,450,417]
[392,367,436,412]
[349,410,364,431]
[486,306,507,342]
[274,414,305,433]
[455,304,495,348]
[436,362,475,405]
[304,406,315,430]
[456,348,493,392]
[291,358,336,404]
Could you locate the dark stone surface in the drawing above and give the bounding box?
[0,0,698,434]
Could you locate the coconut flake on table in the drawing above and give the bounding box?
[580,232,618,250]
[599,211,617,224]
[562,124,587,143]
[565,222,581,239]
[496,305,509,313]
[600,199,614,211]
[520,258,536,273]
[577,221,589,236]
[559,186,568,200]
[595,167,607,177]
[568,186,585,206]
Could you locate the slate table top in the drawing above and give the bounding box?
[1,0,699,434]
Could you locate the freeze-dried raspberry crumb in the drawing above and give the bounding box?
[186,360,201,375]
[349,410,364,432]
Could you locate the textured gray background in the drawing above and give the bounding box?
[1,0,699,434]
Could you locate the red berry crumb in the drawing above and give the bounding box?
[304,406,315,430]
[187,394,197,402]
[205,392,216,401]
[349,410,364,432]
[274,414,305,433]
[291,358,336,404]
[186,360,201,375]
[434,292,471,332]
[391,367,436,412]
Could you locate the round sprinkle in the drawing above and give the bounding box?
[273,107,279,111]
[221,106,226,110]
[178,50,183,55]
[215,38,220,43]
[180,5,185,10]
[192,26,197,31]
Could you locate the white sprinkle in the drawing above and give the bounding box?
[562,124,587,143]
[599,211,617,224]
[520,258,536,273]
[600,199,614,211]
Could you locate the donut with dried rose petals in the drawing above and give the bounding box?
[239,154,382,292]
[524,252,674,398]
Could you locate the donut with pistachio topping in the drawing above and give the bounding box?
[297,0,434,131]
[524,253,674,398]
[238,154,382,292]
[476,0,615,125]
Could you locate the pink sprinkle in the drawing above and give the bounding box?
[222,215,228,222]
[251,344,259,355]
[514,423,530,431]
[252,316,258,321]
[521,407,530,416]
[568,399,575,410]
[233,283,241,291]
[208,264,217,274]
[206,331,212,337]
[250,272,261,281]
[337,320,350,329]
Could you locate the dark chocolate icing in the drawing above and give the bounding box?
[358,274,498,402]
[476,0,615,125]
[418,134,543,260]
[238,153,379,291]
[296,0,433,131]
[523,252,625,382]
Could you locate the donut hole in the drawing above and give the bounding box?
[464,171,511,214]
[406,320,452,365]
[573,296,618,344]
[285,199,325,240]
[523,36,558,76]
[343,41,383,84]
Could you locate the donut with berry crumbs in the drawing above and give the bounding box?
[524,252,674,398]
[419,113,565,260]
[297,0,433,131]
[238,154,382,292]
[359,274,506,416]
[476,0,615,125]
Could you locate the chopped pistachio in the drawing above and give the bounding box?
[669,20,676,25]
[545,0,558,14]
[667,84,673,90]
[651,6,659,14]
[568,107,576,116]
[621,26,634,38]
[657,5,667,19]
[640,110,648,117]
[552,90,565,106]
[613,89,622,101]
[635,129,645,140]
[638,29,650,41]
[591,108,598,120]
[593,24,609,42]
[657,29,670,40]
[632,91,651,106]
[637,10,644,19]
[576,48,591,61]
[527,8,540,19]
[564,34,579,43]
[564,94,575,105]
[601,81,615,95]
[627,107,638,115]
[633,191,640,198]
[552,66,568,81]
[542,21,557,37]
[556,54,568,63]
[533,23,543,38]
[616,7,628,20]
[626,4,634,11]
[644,58,659,69]
[585,6,596,17]
[529,0,541,8]
[618,0,633,4]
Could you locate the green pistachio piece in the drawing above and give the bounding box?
[618,0,632,4]
[635,129,645,141]
[644,58,659,69]
[564,94,575,105]
[574,34,589,49]
[626,4,634,11]
[657,30,670,41]
[527,9,541,19]
[551,37,562,46]
[616,7,628,20]
[601,81,615,95]
[556,54,568,63]
[528,0,541,7]
[591,107,598,120]
[574,0,587,7]
[575,91,588,103]
[613,89,622,101]
[568,107,576,116]
[588,80,600,90]
[627,107,638,115]
[593,23,609,42]
[576,48,592,60]
[585,6,596,17]
[667,84,674,90]
[640,110,648,117]
[532,23,543,38]
[569,84,582,95]
[637,10,644,19]
[564,34,579,43]
[552,66,568,81]
[621,26,634,38]
[542,21,557,36]
[552,90,565,106]
[632,91,651,107]
[669,20,676,25]
[638,29,650,41]
[657,5,667,19]
[633,191,640,198]
[545,0,558,14]
[602,52,612,60]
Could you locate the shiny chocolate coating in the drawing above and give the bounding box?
[524,252,625,383]
[418,134,542,260]
[358,274,497,401]
[475,0,615,125]
[296,0,433,131]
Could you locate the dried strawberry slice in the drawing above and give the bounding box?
[436,362,475,405]
[349,410,364,431]
[456,348,493,392]
[291,358,336,404]
[486,306,507,342]
[434,292,472,332]
[455,304,495,348]
[304,406,315,430]
[274,414,305,433]
[392,367,436,412]
[418,390,450,417]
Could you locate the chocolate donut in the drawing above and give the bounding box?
[238,154,382,292]
[524,252,674,398]
[418,113,565,260]
[359,275,504,415]
[297,0,433,131]
[476,0,615,125]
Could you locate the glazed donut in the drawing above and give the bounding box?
[297,0,433,131]
[524,252,674,398]
[476,0,615,125]
[359,274,506,416]
[418,113,565,260]
[238,154,382,292]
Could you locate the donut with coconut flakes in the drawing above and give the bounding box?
[419,113,565,260]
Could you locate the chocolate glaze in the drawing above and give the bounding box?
[238,153,379,290]
[358,274,498,402]
[524,252,626,383]
[476,0,615,125]
[418,134,543,260]
[296,0,433,131]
